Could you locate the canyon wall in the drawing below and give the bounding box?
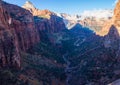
[0,1,40,68]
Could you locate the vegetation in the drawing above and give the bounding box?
[28,42,65,64]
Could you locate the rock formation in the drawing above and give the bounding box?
[97,0,120,36]
[22,1,54,19]
[5,2,40,51]
[0,0,67,68]
[64,1,120,85]
[0,0,20,68]
[34,15,66,33]
[23,1,66,33]
[0,1,40,68]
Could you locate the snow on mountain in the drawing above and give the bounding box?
[81,9,113,19]
[57,9,113,30]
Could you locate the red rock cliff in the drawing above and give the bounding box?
[97,0,120,36]
[5,1,40,51]
[23,1,66,33]
[0,1,40,68]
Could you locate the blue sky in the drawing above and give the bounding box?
[3,0,116,14]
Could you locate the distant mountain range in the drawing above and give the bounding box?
[57,10,113,32]
[22,1,114,33]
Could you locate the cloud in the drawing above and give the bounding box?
[115,0,118,3]
[113,0,118,6]
[81,9,113,19]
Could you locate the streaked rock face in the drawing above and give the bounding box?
[113,0,120,31]
[0,1,40,68]
[0,0,66,68]
[5,2,40,51]
[0,1,20,68]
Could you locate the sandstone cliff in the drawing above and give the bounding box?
[97,0,120,36]
[23,1,66,33]
[22,1,54,19]
[0,0,66,68]
[5,1,40,51]
[0,1,40,68]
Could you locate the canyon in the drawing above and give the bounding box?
[0,0,120,85]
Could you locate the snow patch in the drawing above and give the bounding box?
[81,9,113,19]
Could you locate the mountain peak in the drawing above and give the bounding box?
[22,0,35,9]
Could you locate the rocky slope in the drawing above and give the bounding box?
[63,1,120,85]
[64,25,120,85]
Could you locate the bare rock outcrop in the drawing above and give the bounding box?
[97,0,120,36]
[0,1,40,68]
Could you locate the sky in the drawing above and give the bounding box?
[3,0,117,14]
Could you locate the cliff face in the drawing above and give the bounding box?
[22,1,54,19]
[5,2,40,51]
[35,15,66,33]
[0,1,20,68]
[103,25,120,49]
[97,0,120,36]
[0,0,66,68]
[97,0,120,57]
[23,1,66,33]
[0,1,67,85]
[0,1,40,68]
